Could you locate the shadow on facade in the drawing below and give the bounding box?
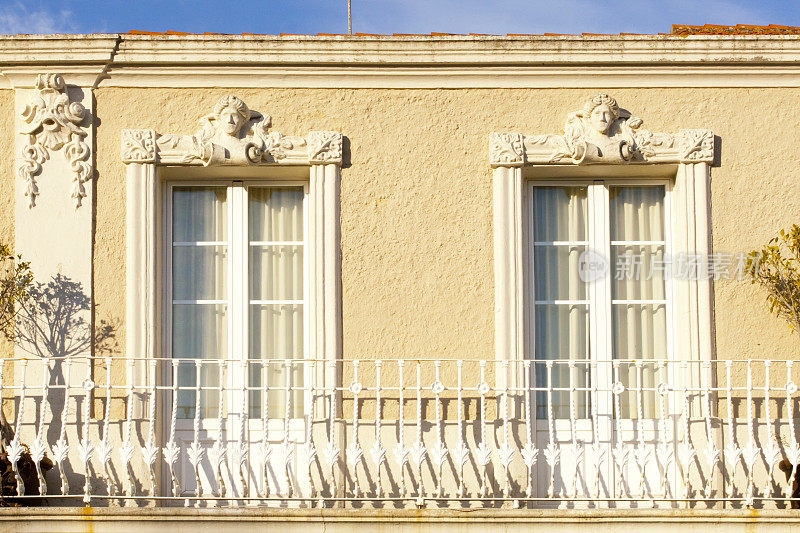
[2,274,118,498]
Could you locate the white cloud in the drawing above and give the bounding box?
[0,1,80,35]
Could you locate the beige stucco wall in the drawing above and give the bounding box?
[93,87,800,366]
[0,89,15,395]
[0,89,14,248]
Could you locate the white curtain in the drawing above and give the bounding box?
[248,187,305,419]
[172,187,227,418]
[610,186,666,419]
[532,187,589,419]
[531,185,667,420]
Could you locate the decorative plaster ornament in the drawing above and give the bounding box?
[18,74,91,208]
[490,93,714,167]
[123,95,343,167]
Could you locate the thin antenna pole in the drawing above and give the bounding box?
[348,0,352,35]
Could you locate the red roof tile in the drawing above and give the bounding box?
[122,27,800,38]
[672,24,800,35]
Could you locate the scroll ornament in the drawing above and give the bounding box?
[18,74,91,208]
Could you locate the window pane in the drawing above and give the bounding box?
[534,359,590,420]
[172,304,227,419]
[248,186,305,419]
[172,187,227,242]
[534,245,587,300]
[249,187,304,242]
[250,245,303,300]
[176,360,220,419]
[534,303,589,419]
[534,304,589,359]
[249,304,304,358]
[533,187,588,242]
[172,304,228,358]
[249,304,304,418]
[172,246,227,301]
[249,361,304,420]
[611,244,666,300]
[609,186,665,242]
[611,303,667,360]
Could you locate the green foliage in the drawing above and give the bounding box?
[0,243,32,340]
[747,225,800,334]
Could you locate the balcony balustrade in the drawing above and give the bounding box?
[0,356,797,509]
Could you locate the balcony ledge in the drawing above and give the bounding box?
[2,507,800,532]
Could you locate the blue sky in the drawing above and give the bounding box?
[1,0,800,36]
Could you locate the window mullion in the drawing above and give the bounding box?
[227,183,247,403]
[240,183,249,369]
[590,181,614,419]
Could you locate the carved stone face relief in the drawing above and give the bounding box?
[564,94,637,163]
[205,95,253,139]
[490,93,715,167]
[121,95,342,167]
[589,103,615,135]
[219,106,245,135]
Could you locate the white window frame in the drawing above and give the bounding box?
[525,178,673,422]
[164,179,311,429]
[121,121,343,414]
[490,111,715,498]
[490,123,715,383]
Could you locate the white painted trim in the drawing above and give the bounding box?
[107,33,800,65]
[126,162,159,364]
[95,65,800,89]
[492,166,524,365]
[124,99,344,453]
[126,164,342,363]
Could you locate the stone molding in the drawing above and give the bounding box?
[110,33,800,65]
[121,95,342,167]
[17,73,92,208]
[490,94,714,168]
[488,133,524,168]
[3,35,800,89]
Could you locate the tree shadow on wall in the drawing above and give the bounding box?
[1,274,118,498]
[16,273,117,359]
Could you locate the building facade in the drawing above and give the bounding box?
[1,28,800,531]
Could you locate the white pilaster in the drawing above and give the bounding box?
[14,76,94,358]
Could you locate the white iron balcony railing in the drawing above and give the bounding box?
[0,356,798,508]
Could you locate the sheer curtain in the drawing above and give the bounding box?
[531,185,667,420]
[532,187,589,419]
[172,187,228,419]
[610,186,667,418]
[248,187,305,419]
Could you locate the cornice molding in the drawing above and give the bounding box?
[111,34,800,65]
[0,35,118,89]
[121,95,342,167]
[18,73,91,208]
[490,94,714,168]
[1,35,800,88]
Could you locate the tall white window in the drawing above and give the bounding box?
[168,182,306,420]
[529,182,668,419]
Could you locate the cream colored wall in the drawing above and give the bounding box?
[0,90,15,400]
[93,87,800,366]
[0,90,14,248]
